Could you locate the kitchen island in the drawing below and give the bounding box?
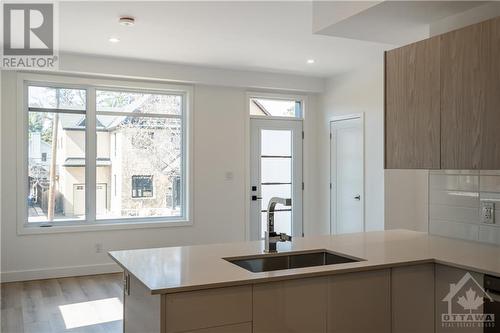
[109,230,500,333]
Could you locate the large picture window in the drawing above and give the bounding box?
[25,79,188,227]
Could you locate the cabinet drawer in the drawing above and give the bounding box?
[328,269,391,333]
[165,285,252,333]
[182,322,251,333]
[392,264,435,333]
[253,277,328,333]
[435,265,484,333]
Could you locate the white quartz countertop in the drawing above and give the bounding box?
[108,230,500,294]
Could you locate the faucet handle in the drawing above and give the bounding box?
[279,233,292,242]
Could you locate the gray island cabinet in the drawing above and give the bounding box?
[110,231,499,333]
[122,264,445,333]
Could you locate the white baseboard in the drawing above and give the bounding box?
[1,263,123,283]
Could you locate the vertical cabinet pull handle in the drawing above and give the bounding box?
[124,273,131,296]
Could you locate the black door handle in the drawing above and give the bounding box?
[354,195,361,200]
[252,195,262,201]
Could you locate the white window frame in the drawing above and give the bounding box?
[17,73,193,234]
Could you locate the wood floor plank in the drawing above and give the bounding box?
[58,277,88,304]
[1,307,24,333]
[21,280,47,325]
[0,274,123,333]
[40,278,62,298]
[1,282,23,310]
[24,320,52,333]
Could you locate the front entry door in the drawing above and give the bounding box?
[250,118,303,240]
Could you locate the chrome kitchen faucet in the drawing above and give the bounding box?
[265,197,292,253]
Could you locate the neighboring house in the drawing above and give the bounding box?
[57,115,112,217]
[28,132,52,210]
[29,112,181,220]
[106,116,181,218]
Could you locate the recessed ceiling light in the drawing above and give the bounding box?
[119,16,135,27]
[108,37,120,43]
[307,59,315,64]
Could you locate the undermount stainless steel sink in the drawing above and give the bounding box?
[225,250,362,273]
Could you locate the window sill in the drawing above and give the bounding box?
[18,219,193,235]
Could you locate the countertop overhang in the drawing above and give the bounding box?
[108,230,500,295]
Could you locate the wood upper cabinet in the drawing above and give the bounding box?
[440,19,491,169]
[385,36,441,169]
[481,16,500,169]
[385,16,500,170]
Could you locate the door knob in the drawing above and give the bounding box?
[354,195,361,200]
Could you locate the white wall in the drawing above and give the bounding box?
[430,2,500,36]
[59,53,325,93]
[1,60,321,281]
[316,58,386,234]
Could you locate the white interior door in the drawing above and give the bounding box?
[330,117,364,234]
[250,118,303,240]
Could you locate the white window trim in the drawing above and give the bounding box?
[17,72,194,235]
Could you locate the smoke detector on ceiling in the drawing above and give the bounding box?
[119,16,135,27]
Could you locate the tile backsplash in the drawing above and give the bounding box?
[429,170,500,245]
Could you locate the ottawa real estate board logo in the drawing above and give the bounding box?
[441,272,495,329]
[2,2,58,69]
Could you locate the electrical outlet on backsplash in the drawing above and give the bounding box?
[429,170,500,245]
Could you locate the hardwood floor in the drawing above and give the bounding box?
[1,273,123,333]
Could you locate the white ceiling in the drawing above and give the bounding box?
[59,1,392,78]
[313,1,488,45]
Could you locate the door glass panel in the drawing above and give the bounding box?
[261,130,291,156]
[249,98,302,118]
[261,211,292,238]
[261,184,291,211]
[261,158,291,183]
[259,129,293,238]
